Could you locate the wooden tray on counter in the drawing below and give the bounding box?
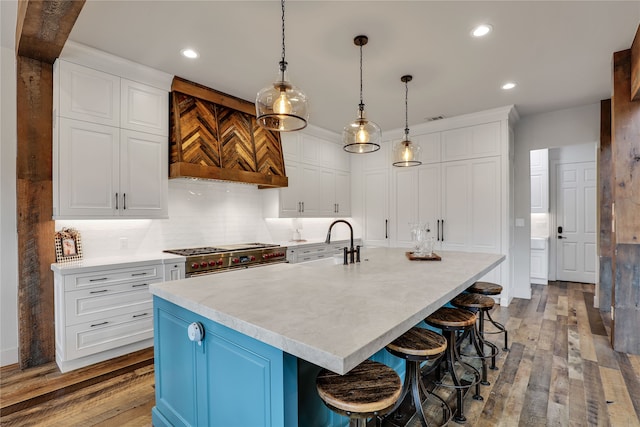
[406,252,441,261]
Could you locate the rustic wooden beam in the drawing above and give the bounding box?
[598,99,613,312]
[172,76,256,116]
[611,49,640,355]
[169,162,288,188]
[16,0,86,62]
[15,0,85,368]
[631,24,640,101]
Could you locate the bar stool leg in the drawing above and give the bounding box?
[485,310,509,351]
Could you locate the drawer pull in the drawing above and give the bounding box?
[131,283,148,288]
[131,272,148,277]
[90,321,109,327]
[89,289,108,294]
[89,277,108,282]
[132,313,149,318]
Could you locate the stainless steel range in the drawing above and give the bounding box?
[164,243,287,277]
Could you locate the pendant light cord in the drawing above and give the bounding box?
[359,43,364,113]
[279,0,287,80]
[404,79,409,138]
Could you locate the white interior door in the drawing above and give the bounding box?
[555,161,597,283]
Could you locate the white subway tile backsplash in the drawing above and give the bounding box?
[56,180,357,259]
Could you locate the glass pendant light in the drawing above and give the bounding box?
[256,0,308,132]
[343,35,381,153]
[393,75,421,167]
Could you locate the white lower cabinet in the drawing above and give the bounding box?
[287,239,363,263]
[52,257,184,372]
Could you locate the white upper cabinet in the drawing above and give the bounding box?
[53,50,171,220]
[530,149,549,213]
[120,79,168,136]
[119,130,168,217]
[415,132,441,165]
[263,125,350,218]
[58,61,120,127]
[441,121,500,162]
[57,119,119,217]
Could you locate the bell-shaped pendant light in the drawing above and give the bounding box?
[343,35,381,153]
[393,75,421,167]
[256,0,308,132]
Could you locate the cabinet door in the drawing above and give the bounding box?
[393,168,418,247]
[279,162,302,217]
[300,164,320,216]
[416,132,441,165]
[334,171,351,216]
[418,164,442,243]
[121,79,168,136]
[58,118,119,217]
[441,122,500,162]
[441,161,469,250]
[120,129,168,218]
[319,170,336,216]
[441,157,501,253]
[58,60,120,127]
[363,169,389,246]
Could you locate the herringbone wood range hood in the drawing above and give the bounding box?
[169,77,288,188]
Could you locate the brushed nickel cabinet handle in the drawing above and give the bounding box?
[115,193,118,210]
[131,283,148,288]
[89,289,108,294]
[89,277,108,282]
[123,193,127,210]
[132,313,149,318]
[131,272,147,277]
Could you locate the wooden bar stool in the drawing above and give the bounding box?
[425,307,482,424]
[316,360,402,427]
[467,281,509,351]
[384,327,451,427]
[451,293,500,385]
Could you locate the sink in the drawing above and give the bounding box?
[531,237,548,250]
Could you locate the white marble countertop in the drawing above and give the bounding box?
[150,248,504,374]
[51,253,186,274]
[278,238,362,248]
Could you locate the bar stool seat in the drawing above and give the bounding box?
[426,307,482,424]
[466,281,509,351]
[466,281,502,296]
[385,327,451,426]
[451,293,500,384]
[316,360,402,426]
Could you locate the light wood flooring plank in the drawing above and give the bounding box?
[600,365,640,427]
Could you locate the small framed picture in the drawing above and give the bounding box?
[55,228,83,263]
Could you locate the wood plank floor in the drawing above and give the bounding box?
[1,282,639,426]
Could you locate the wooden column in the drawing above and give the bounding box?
[611,44,640,354]
[598,99,613,312]
[15,0,85,368]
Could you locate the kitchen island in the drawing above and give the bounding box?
[150,248,504,427]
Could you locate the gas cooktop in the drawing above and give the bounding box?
[163,243,286,276]
[164,243,279,257]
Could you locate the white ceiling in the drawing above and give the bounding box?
[5,1,640,134]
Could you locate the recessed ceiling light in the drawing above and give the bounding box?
[502,82,517,90]
[181,48,199,59]
[471,24,492,37]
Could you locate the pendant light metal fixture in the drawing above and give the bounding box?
[256,0,308,132]
[343,35,381,153]
[392,75,421,167]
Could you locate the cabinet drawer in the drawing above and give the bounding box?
[64,264,163,291]
[65,311,153,360]
[65,281,156,326]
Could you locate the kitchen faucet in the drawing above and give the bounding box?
[325,220,360,265]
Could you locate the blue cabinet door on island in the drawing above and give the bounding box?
[151,297,298,427]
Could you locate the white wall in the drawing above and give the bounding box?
[513,103,600,299]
